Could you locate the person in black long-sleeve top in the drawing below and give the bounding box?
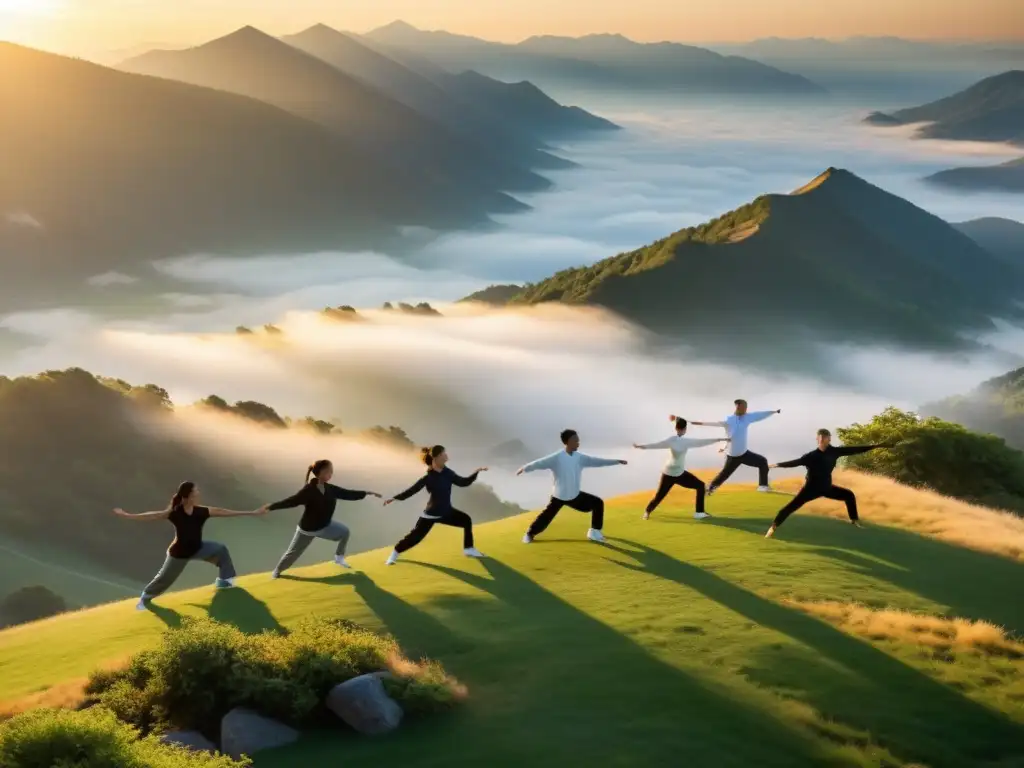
[764,429,892,538]
[264,459,381,578]
[382,445,488,566]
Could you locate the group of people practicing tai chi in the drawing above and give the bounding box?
[114,398,891,610]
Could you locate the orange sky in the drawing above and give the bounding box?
[2,0,1022,55]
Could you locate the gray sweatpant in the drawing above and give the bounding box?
[142,541,235,598]
[273,521,351,575]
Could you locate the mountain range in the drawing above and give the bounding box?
[924,365,1024,451]
[361,21,825,95]
[954,217,1024,263]
[865,70,1024,146]
[927,157,1024,193]
[463,169,1024,367]
[0,29,616,311]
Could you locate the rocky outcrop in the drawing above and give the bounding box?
[326,673,404,735]
[220,708,300,759]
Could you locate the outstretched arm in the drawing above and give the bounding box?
[517,452,560,476]
[209,507,267,518]
[384,476,428,505]
[328,484,381,501]
[688,419,727,427]
[579,453,627,468]
[113,507,170,521]
[747,410,781,424]
[633,437,674,450]
[452,468,487,488]
[835,444,889,457]
[770,451,812,469]
[266,485,312,511]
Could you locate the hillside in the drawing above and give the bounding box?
[466,168,1024,363]
[926,156,1024,193]
[363,21,824,95]
[0,43,502,311]
[865,70,1024,146]
[3,476,1024,766]
[955,217,1024,262]
[119,26,542,204]
[0,369,518,609]
[281,24,606,165]
[924,366,1024,451]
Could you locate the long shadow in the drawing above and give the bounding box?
[283,571,472,659]
[604,538,1023,767]
[710,515,1024,633]
[205,588,285,634]
[146,603,182,630]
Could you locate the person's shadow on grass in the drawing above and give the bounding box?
[205,587,285,634]
[602,538,1023,768]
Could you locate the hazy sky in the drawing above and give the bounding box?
[2,0,1022,54]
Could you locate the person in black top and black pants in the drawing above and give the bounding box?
[264,459,382,578]
[764,429,892,539]
[383,445,487,565]
[114,481,265,610]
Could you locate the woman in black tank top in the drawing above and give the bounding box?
[114,480,265,610]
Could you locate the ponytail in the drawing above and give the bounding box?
[421,445,445,467]
[170,481,195,510]
[307,459,332,483]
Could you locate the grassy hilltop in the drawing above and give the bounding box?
[2,474,1024,767]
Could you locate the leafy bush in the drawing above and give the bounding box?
[0,707,247,768]
[837,407,1024,512]
[85,618,463,738]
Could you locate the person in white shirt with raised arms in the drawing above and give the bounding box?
[516,429,627,544]
[691,399,781,495]
[633,416,731,520]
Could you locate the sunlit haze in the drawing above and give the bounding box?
[2,0,1022,55]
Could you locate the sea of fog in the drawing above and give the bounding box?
[2,98,1022,505]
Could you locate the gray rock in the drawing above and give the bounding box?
[160,730,217,753]
[326,674,404,735]
[220,708,300,759]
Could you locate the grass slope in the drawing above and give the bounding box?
[2,476,1024,766]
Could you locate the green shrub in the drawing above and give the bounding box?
[0,707,247,768]
[85,617,463,737]
[837,407,1024,512]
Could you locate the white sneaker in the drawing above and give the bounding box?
[642,512,651,521]
[214,578,235,589]
[464,547,485,558]
[587,528,606,543]
[757,485,772,493]
[385,550,399,566]
[694,512,710,520]
[334,555,352,569]
[270,571,281,580]
[765,526,776,539]
[135,596,150,611]
[522,533,533,544]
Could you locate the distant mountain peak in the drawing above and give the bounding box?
[791,167,853,195]
[373,20,422,35]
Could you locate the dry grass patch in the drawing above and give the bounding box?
[790,600,1024,660]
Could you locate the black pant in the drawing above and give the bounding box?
[528,492,604,537]
[709,451,769,489]
[395,509,474,553]
[773,484,858,528]
[646,472,706,514]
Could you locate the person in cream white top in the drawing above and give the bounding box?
[516,429,627,543]
[691,399,781,494]
[633,416,730,520]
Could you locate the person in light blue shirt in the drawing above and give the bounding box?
[516,429,627,544]
[690,399,781,495]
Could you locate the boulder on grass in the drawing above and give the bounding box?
[326,673,404,735]
[160,730,217,753]
[220,707,299,759]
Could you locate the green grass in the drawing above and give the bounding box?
[2,486,1024,767]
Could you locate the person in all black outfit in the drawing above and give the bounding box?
[383,445,487,565]
[765,429,892,538]
[265,459,382,578]
[114,481,265,610]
